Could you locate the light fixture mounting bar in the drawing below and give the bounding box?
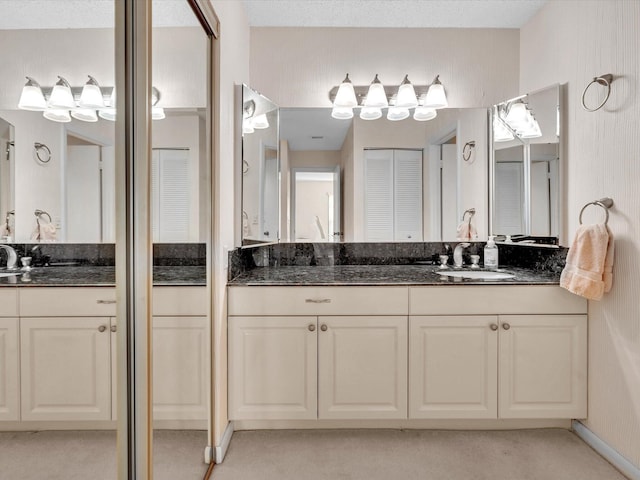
[41,86,115,102]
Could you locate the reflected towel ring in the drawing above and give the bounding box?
[462,141,476,162]
[34,209,52,223]
[579,197,614,225]
[581,74,613,112]
[461,208,476,222]
[34,142,51,164]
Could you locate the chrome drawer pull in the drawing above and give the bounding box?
[111,325,117,333]
[490,324,499,331]
[308,324,316,332]
[305,299,331,304]
[502,323,511,330]
[97,300,116,304]
[98,325,107,333]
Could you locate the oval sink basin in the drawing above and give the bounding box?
[437,270,515,280]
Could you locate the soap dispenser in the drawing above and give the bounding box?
[484,236,499,270]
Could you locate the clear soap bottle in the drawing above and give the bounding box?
[484,236,499,270]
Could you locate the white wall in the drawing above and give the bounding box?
[521,0,640,470]
[250,27,520,109]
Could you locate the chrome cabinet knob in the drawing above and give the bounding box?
[320,324,328,332]
[111,325,117,333]
[308,324,316,332]
[98,325,107,333]
[490,324,498,331]
[502,323,511,330]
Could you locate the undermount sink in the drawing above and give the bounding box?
[437,270,515,280]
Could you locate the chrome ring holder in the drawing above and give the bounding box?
[579,197,613,225]
[581,74,613,112]
[34,142,51,164]
[462,141,476,162]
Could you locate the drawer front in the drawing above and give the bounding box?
[153,286,207,316]
[0,288,18,317]
[228,286,408,316]
[19,287,116,317]
[409,286,587,315]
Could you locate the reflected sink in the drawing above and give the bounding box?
[437,270,515,280]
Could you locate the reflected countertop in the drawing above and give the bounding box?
[0,266,206,287]
[227,265,561,286]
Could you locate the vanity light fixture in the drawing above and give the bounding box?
[424,75,448,109]
[333,74,358,108]
[18,76,165,123]
[504,101,542,139]
[329,73,447,122]
[395,75,418,109]
[18,77,47,111]
[48,76,76,109]
[252,113,270,129]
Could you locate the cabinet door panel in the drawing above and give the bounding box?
[0,317,19,421]
[409,316,498,419]
[20,317,111,421]
[153,316,208,421]
[318,316,407,419]
[499,315,587,418]
[229,316,317,420]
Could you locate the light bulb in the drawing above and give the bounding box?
[333,74,358,108]
[48,76,75,109]
[395,75,418,109]
[18,77,47,111]
[363,74,388,108]
[78,76,105,109]
[424,75,448,109]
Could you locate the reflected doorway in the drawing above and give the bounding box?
[291,166,341,242]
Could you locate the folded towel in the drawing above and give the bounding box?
[456,220,477,241]
[30,219,58,242]
[560,223,614,300]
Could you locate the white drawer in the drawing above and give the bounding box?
[19,287,117,317]
[409,285,587,315]
[228,286,408,316]
[152,286,207,316]
[0,288,18,317]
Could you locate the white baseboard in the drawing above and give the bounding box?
[214,422,234,463]
[572,420,640,480]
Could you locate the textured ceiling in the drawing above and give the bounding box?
[242,0,547,28]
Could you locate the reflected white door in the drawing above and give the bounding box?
[260,146,279,241]
[292,167,341,242]
[441,144,458,240]
[67,144,102,242]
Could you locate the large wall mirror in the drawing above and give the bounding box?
[490,83,561,240]
[279,107,489,242]
[239,84,280,246]
[0,13,207,243]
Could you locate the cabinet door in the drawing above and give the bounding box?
[318,316,407,419]
[0,317,19,421]
[21,317,112,421]
[152,316,208,422]
[498,315,587,419]
[229,316,317,420]
[409,316,498,419]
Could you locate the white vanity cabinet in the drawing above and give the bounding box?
[19,288,116,421]
[228,286,408,420]
[408,286,588,420]
[0,289,19,421]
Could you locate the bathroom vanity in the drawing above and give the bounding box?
[227,263,587,428]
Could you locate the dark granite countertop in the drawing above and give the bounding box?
[0,266,206,287]
[227,265,561,286]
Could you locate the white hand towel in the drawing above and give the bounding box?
[560,223,614,300]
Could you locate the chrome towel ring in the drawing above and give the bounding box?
[34,142,51,164]
[581,74,613,112]
[34,209,52,223]
[462,141,476,162]
[579,197,614,225]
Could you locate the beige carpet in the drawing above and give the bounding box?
[211,429,628,480]
[0,430,207,480]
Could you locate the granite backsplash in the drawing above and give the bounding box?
[228,242,568,281]
[0,243,206,267]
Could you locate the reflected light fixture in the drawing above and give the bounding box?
[99,88,116,121]
[48,76,75,109]
[43,108,71,123]
[18,77,47,111]
[395,75,418,108]
[78,75,105,109]
[413,106,437,121]
[71,108,98,122]
[252,113,269,129]
[360,106,382,120]
[331,106,354,120]
[333,74,358,108]
[363,74,388,108]
[424,75,448,109]
[387,106,410,121]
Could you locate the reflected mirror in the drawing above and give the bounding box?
[0,17,206,243]
[240,84,280,246]
[279,107,489,242]
[490,83,561,239]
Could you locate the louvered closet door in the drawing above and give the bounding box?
[364,150,394,241]
[152,148,191,242]
[394,150,423,241]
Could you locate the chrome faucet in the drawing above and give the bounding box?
[0,245,17,270]
[453,242,471,268]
